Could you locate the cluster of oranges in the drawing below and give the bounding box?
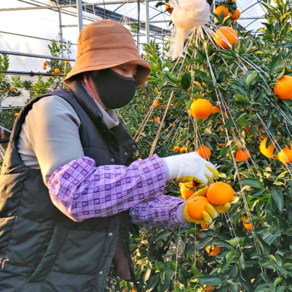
[214,1,240,50]
[181,181,234,220]
[42,60,69,72]
[173,145,187,153]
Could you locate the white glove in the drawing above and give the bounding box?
[162,152,219,188]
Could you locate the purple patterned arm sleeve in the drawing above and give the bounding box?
[47,155,166,222]
[129,196,189,229]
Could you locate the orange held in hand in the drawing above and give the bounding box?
[273,75,292,100]
[235,148,250,162]
[214,27,238,49]
[187,196,209,220]
[190,99,212,119]
[205,245,221,256]
[196,145,211,160]
[207,182,234,205]
[180,181,196,200]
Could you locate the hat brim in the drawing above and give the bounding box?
[64,48,151,86]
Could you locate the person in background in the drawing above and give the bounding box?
[0,20,226,292]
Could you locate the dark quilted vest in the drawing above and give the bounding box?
[0,87,138,292]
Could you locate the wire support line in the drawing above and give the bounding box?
[0,70,66,77]
[0,31,77,45]
[0,124,12,134]
[0,50,75,62]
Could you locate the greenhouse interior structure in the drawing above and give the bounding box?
[1,0,292,291]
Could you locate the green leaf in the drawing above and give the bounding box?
[271,187,284,213]
[274,277,283,287]
[240,178,264,189]
[246,71,258,87]
[225,119,234,128]
[180,73,191,90]
[198,276,222,286]
[270,54,282,74]
[233,94,250,103]
[146,274,160,290]
[155,230,172,241]
[217,240,234,250]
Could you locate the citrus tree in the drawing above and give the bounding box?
[118,0,292,291]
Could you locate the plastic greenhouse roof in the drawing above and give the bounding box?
[82,0,267,34]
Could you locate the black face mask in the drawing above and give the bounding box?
[91,69,136,109]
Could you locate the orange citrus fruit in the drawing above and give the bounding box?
[180,146,187,153]
[173,146,180,152]
[235,148,250,162]
[230,9,241,20]
[259,138,275,158]
[153,117,160,123]
[187,196,209,220]
[212,106,220,114]
[273,75,292,100]
[204,286,214,292]
[219,143,225,148]
[277,144,292,164]
[196,145,211,160]
[215,5,229,17]
[43,66,47,70]
[165,2,173,14]
[194,81,201,86]
[205,245,221,256]
[153,100,162,108]
[65,60,70,65]
[214,27,238,49]
[207,182,234,205]
[9,87,14,92]
[54,68,60,74]
[242,216,253,230]
[190,99,212,119]
[43,61,47,66]
[180,181,196,200]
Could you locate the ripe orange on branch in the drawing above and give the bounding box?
[214,27,238,49]
[215,5,229,17]
[54,68,60,74]
[173,146,180,152]
[230,9,241,20]
[187,196,209,220]
[235,148,250,162]
[43,61,47,66]
[196,145,211,159]
[207,182,234,205]
[273,75,292,100]
[153,117,160,123]
[190,99,212,119]
[242,216,253,230]
[153,100,162,108]
[180,146,187,153]
[204,286,214,292]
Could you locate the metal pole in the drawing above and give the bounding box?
[145,0,150,45]
[58,9,64,58]
[0,50,75,61]
[0,1,158,12]
[77,0,83,33]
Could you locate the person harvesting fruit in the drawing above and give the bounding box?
[0,20,229,292]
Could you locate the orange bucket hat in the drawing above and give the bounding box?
[64,20,151,86]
